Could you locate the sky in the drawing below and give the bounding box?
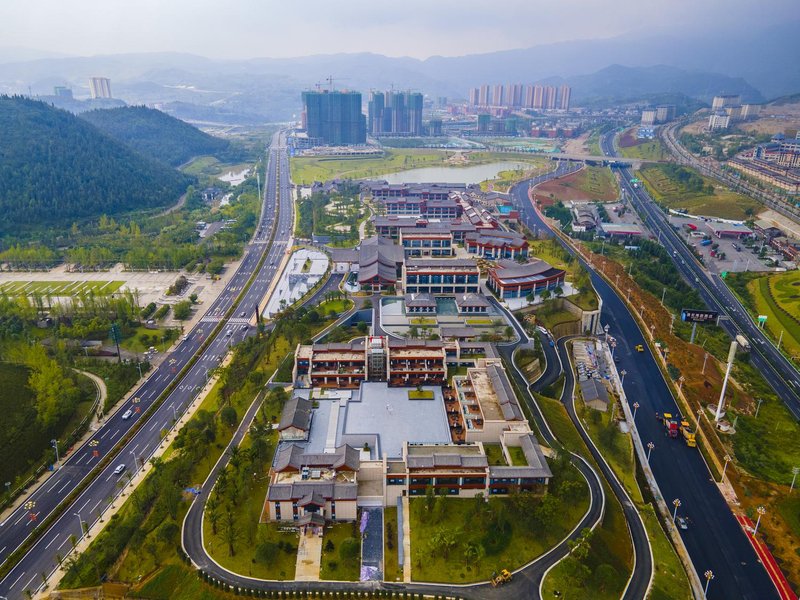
[0,0,797,60]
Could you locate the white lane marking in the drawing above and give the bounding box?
[7,571,25,590]
[92,499,102,512]
[110,429,120,440]
[44,534,60,549]
[99,429,109,439]
[58,536,70,550]
[77,498,91,512]
[56,480,71,494]
[25,574,37,591]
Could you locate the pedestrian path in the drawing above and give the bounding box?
[736,515,797,600]
[402,497,412,582]
[295,529,322,581]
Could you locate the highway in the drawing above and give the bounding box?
[600,132,800,419]
[509,167,779,598]
[0,131,295,600]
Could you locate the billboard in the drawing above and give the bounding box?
[680,309,719,324]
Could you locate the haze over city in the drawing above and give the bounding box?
[0,2,800,600]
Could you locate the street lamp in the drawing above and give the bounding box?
[791,466,800,493]
[74,512,84,543]
[672,498,681,522]
[604,324,610,343]
[721,455,732,484]
[647,442,655,462]
[51,439,59,470]
[130,450,137,473]
[753,505,766,536]
[4,481,10,496]
[620,370,627,386]
[704,570,714,598]
[632,401,639,421]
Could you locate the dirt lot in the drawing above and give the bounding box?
[535,165,619,202]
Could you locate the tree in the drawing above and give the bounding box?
[222,507,239,556]
[220,406,238,428]
[255,541,279,563]
[504,326,514,341]
[525,292,535,305]
[540,289,551,301]
[173,300,192,320]
[189,293,198,304]
[462,541,485,567]
[428,527,457,559]
[554,285,564,297]
[206,495,221,535]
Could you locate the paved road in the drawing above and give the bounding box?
[600,132,800,419]
[510,170,779,599]
[0,132,294,600]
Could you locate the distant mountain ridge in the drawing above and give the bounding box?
[0,96,192,235]
[80,105,230,167]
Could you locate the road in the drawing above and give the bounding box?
[510,169,779,599]
[600,131,800,418]
[0,131,294,600]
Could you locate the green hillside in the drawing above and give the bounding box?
[80,105,230,167]
[0,96,192,235]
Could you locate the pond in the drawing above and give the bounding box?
[374,161,538,185]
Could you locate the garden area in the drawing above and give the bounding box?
[295,181,365,246]
[746,270,800,363]
[408,453,589,584]
[319,522,361,581]
[637,163,760,220]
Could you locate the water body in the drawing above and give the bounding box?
[375,161,537,185]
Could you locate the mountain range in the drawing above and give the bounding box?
[0,21,796,125]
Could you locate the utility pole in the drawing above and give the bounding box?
[647,442,654,462]
[715,341,738,422]
[702,352,709,375]
[51,439,59,470]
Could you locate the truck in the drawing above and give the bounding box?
[735,334,751,351]
[680,420,697,447]
[660,412,679,438]
[490,569,513,587]
[700,239,712,247]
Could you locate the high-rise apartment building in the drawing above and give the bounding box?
[544,86,557,110]
[655,105,676,123]
[469,88,480,106]
[88,77,112,99]
[479,85,490,107]
[559,85,571,111]
[301,90,366,145]
[492,84,504,107]
[712,95,741,110]
[367,90,423,136]
[532,85,544,109]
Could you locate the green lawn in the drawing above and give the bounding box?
[479,160,549,193]
[408,390,435,400]
[748,272,800,362]
[181,155,253,179]
[465,317,493,325]
[409,317,436,325]
[484,443,507,466]
[507,446,528,466]
[319,522,361,581]
[117,325,174,354]
[409,492,589,584]
[0,280,124,298]
[316,298,353,316]
[383,507,401,582]
[637,164,760,220]
[619,135,668,162]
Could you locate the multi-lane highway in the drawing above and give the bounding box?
[509,172,779,599]
[0,132,294,599]
[600,132,800,419]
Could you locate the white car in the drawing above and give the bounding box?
[113,464,126,475]
[121,409,133,420]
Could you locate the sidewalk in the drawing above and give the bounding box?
[401,497,412,583]
[295,529,322,582]
[736,515,798,600]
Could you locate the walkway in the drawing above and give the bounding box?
[736,515,798,600]
[295,529,322,582]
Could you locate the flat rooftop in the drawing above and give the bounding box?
[338,382,451,459]
[468,369,503,421]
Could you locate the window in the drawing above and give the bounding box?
[410,477,432,485]
[387,477,406,486]
[436,477,459,485]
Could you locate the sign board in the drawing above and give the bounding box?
[757,315,768,323]
[720,271,728,279]
[680,309,719,324]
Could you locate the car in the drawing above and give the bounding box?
[225,329,233,337]
[677,516,688,530]
[121,409,133,420]
[635,344,644,352]
[113,464,126,475]
[239,311,246,318]
[240,324,248,330]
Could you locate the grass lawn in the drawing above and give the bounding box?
[409,492,589,584]
[748,272,800,362]
[618,130,668,162]
[181,156,252,179]
[484,443,507,466]
[319,522,361,581]
[290,149,447,185]
[316,298,354,317]
[507,446,528,466]
[535,306,581,331]
[479,160,549,193]
[129,564,239,600]
[408,390,435,400]
[0,280,124,298]
[637,164,760,220]
[117,326,173,354]
[536,166,619,202]
[383,507,401,582]
[465,317,493,325]
[409,317,436,325]
[0,363,96,486]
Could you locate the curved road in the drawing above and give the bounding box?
[510,168,779,599]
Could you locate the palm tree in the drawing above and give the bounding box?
[463,541,485,568]
[554,285,564,298]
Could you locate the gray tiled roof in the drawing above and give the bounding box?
[406,452,488,469]
[278,396,312,432]
[404,293,437,308]
[267,481,359,502]
[454,293,490,308]
[440,327,479,339]
[273,443,361,472]
[486,363,524,421]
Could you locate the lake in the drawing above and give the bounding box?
[374,161,539,185]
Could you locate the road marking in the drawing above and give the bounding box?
[8,571,25,590]
[24,512,39,527]
[58,537,70,550]
[92,499,102,512]
[44,534,60,549]
[0,545,6,554]
[110,429,120,440]
[56,480,71,494]
[25,574,37,592]
[99,429,109,439]
[77,498,91,513]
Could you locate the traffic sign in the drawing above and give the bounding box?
[757,315,767,323]
[681,309,719,324]
[720,271,729,279]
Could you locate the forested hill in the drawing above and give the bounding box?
[0,96,192,234]
[80,105,230,167]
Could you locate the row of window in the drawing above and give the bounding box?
[406,285,480,295]
[406,274,479,284]
[403,239,452,248]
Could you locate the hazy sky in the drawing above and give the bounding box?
[1,0,796,60]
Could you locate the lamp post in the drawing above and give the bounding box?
[51,439,59,470]
[632,401,639,420]
[4,481,10,496]
[704,570,714,598]
[791,466,800,493]
[74,512,84,543]
[647,442,655,462]
[753,505,766,536]
[620,370,628,387]
[702,352,709,375]
[672,498,681,522]
[604,324,610,344]
[721,455,732,484]
[755,398,764,419]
